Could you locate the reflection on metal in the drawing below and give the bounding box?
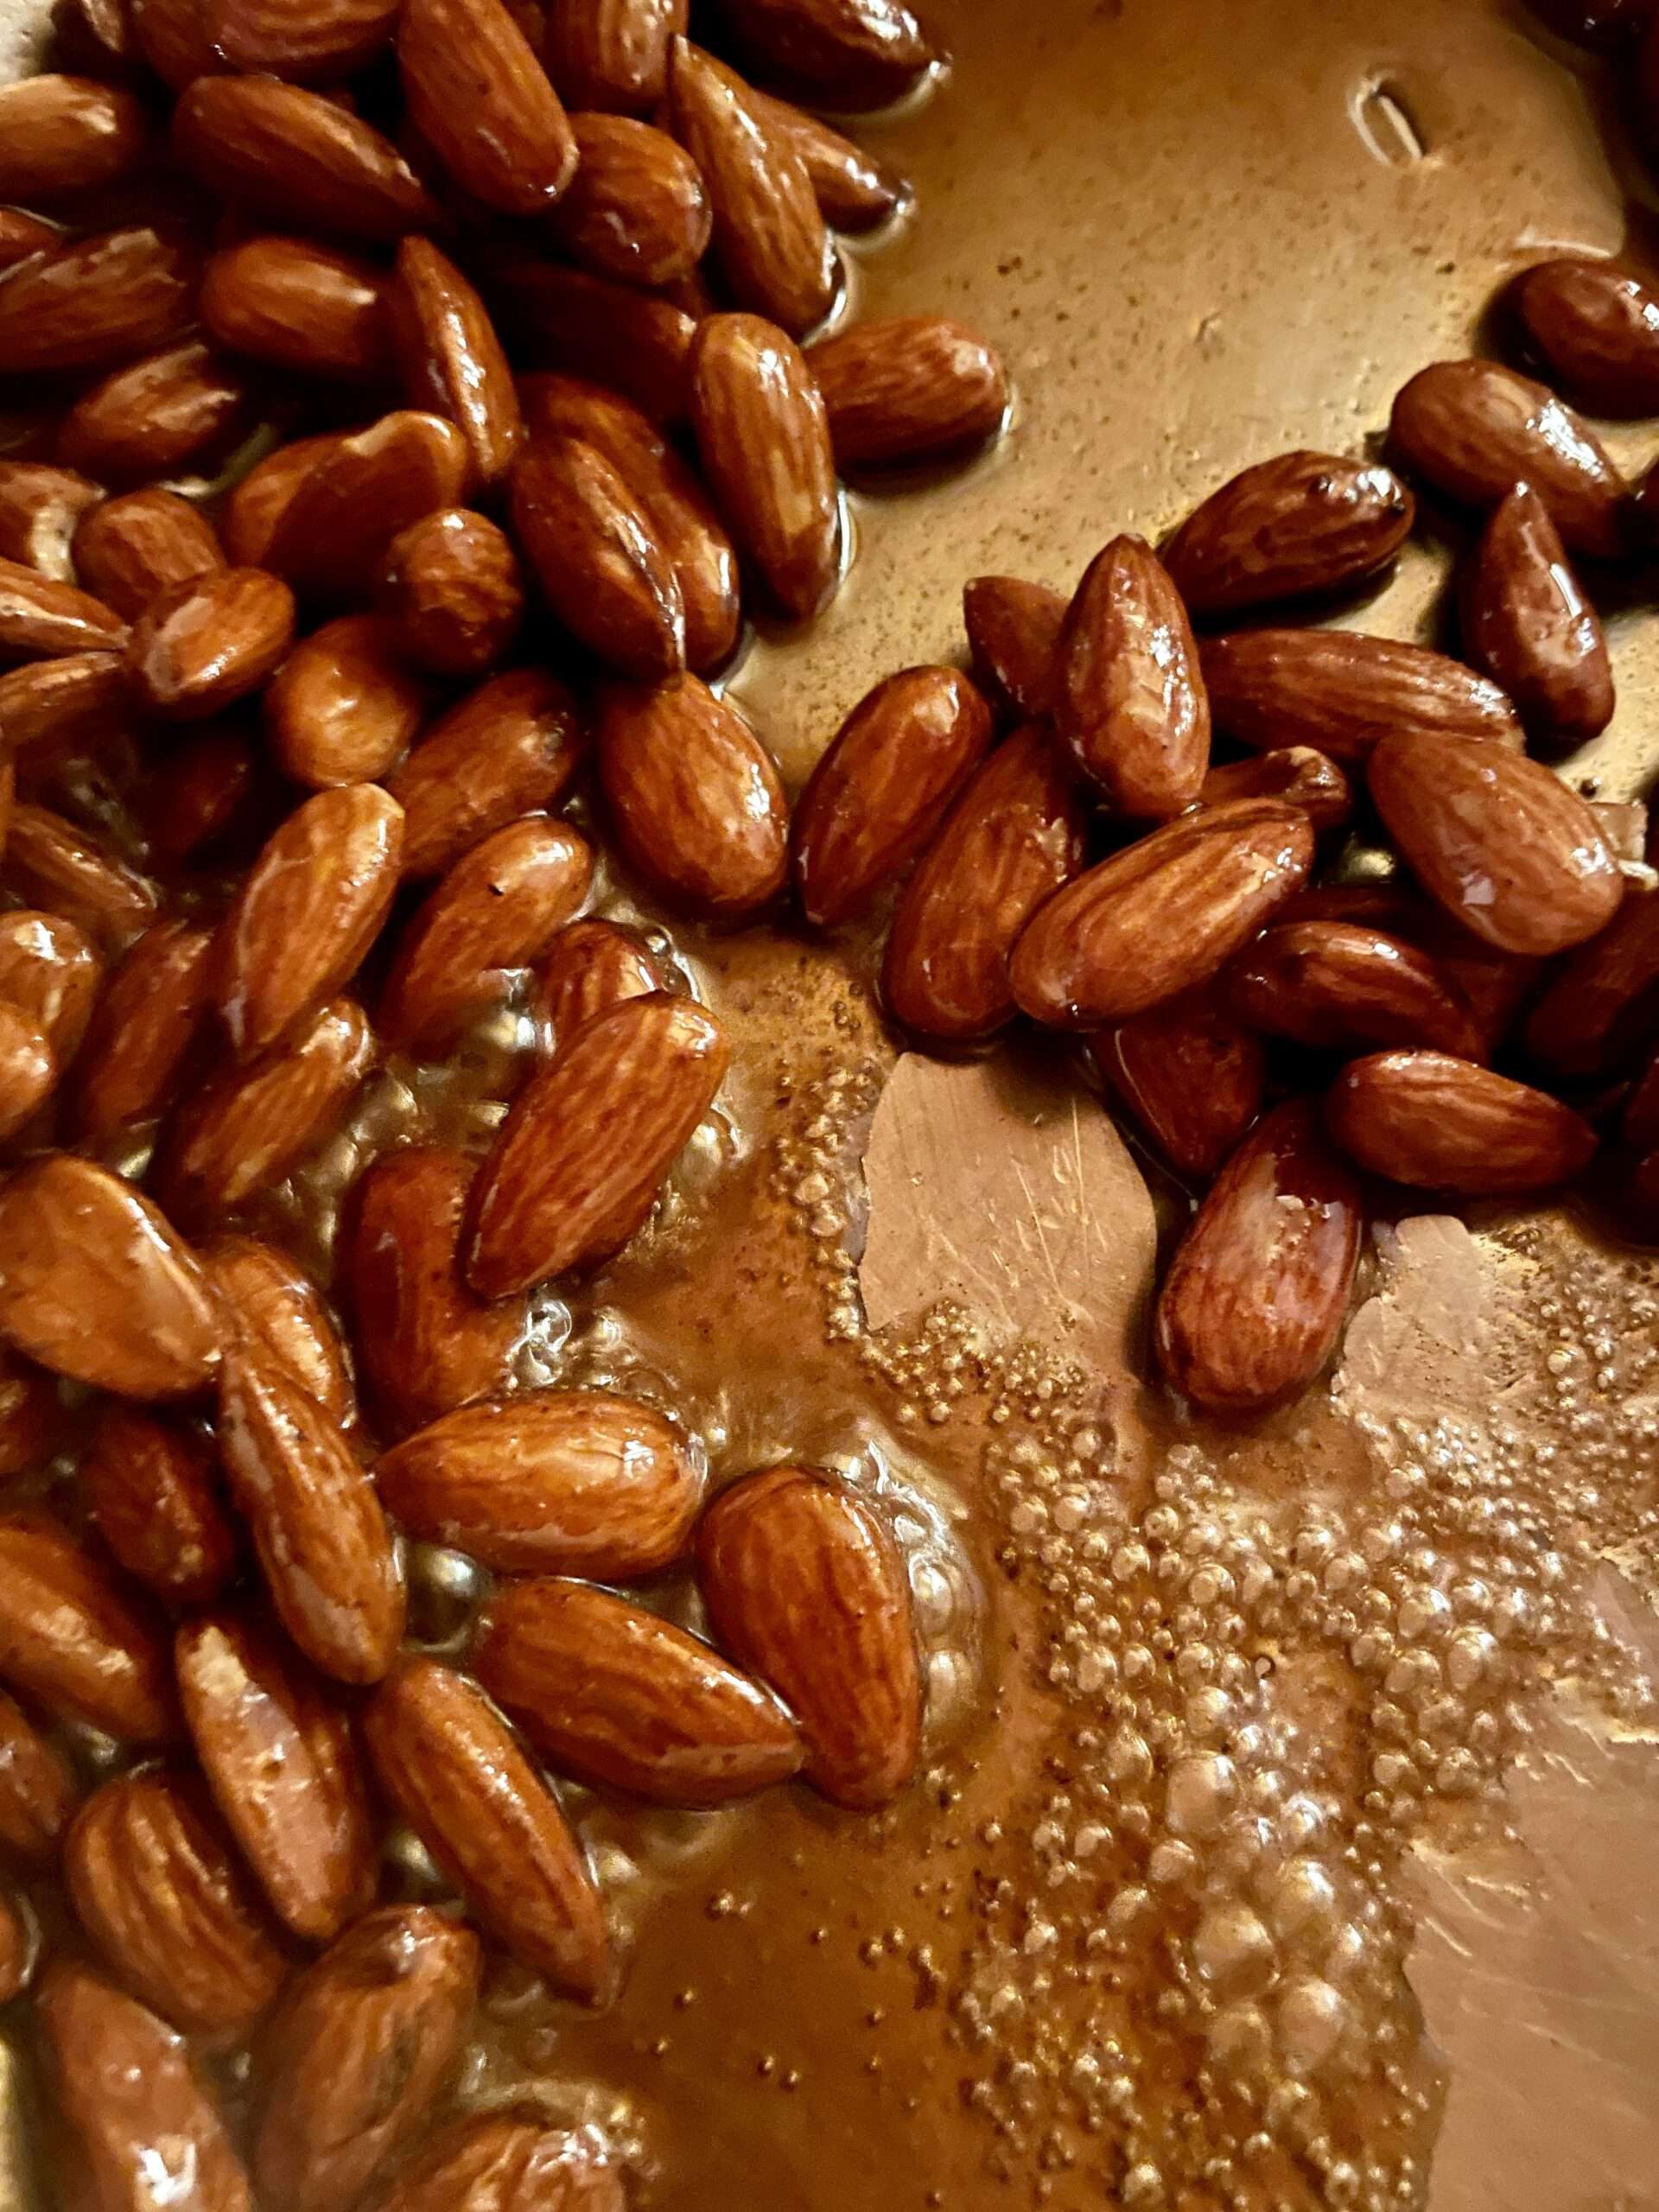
[0,2037,40,2212]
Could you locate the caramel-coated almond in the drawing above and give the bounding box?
[72,917,216,1141]
[0,225,196,375]
[201,1233,356,1426]
[0,461,101,581]
[58,340,255,486]
[126,568,295,721]
[389,667,587,880]
[378,507,526,677]
[711,0,932,106]
[550,112,711,288]
[81,1404,238,1608]
[398,0,577,213]
[0,75,151,200]
[389,238,524,489]
[0,1687,77,1864]
[73,489,226,621]
[963,575,1065,719]
[1227,921,1483,1058]
[203,236,392,383]
[0,557,126,660]
[511,432,686,680]
[267,410,473,601]
[1091,988,1266,1183]
[533,916,666,1048]
[3,804,158,943]
[1164,450,1415,613]
[1056,533,1209,817]
[0,1514,177,1741]
[1325,1050,1597,1194]
[264,613,429,790]
[1510,255,1659,416]
[1462,482,1613,744]
[1199,628,1522,760]
[174,74,440,244]
[808,314,1008,469]
[367,2110,625,2212]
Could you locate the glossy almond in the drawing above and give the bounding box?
[1199,628,1522,760]
[177,1611,375,1943]
[202,1233,355,1424]
[0,558,126,660]
[378,507,526,677]
[370,2110,626,2212]
[265,614,428,789]
[224,434,340,569]
[1228,921,1482,1057]
[599,673,788,918]
[0,461,100,581]
[389,238,524,489]
[175,75,440,245]
[1011,799,1315,1029]
[130,0,221,84]
[74,490,226,622]
[963,575,1065,719]
[0,1344,60,1481]
[1057,533,1209,817]
[218,1343,405,1683]
[59,340,255,486]
[1524,885,1659,1076]
[1164,450,1415,613]
[1510,256,1659,417]
[468,989,729,1295]
[0,910,100,1060]
[82,1405,238,1608]
[126,568,295,721]
[0,1688,76,1864]
[1462,482,1612,743]
[398,0,577,213]
[1326,1050,1597,1193]
[379,817,593,1055]
[1199,744,1352,831]
[217,785,403,1056]
[73,918,215,1141]
[809,315,1007,469]
[698,1464,921,1810]
[550,112,711,288]
[365,1658,609,1996]
[389,667,587,877]
[0,76,151,200]
[206,0,401,75]
[485,254,696,421]
[1390,359,1631,556]
[268,410,474,601]
[1092,988,1267,1182]
[0,210,55,271]
[534,916,666,1046]
[0,225,196,374]
[511,433,686,677]
[711,0,932,105]
[476,1577,804,1805]
[0,1515,176,1741]
[1368,728,1622,956]
[0,652,130,758]
[748,84,904,230]
[203,236,391,382]
[3,805,158,941]
[143,723,265,864]
[0,1006,54,1143]
[543,0,687,110]
[253,1907,480,2212]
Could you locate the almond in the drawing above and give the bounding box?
[203,235,392,382]
[1056,533,1209,817]
[1325,1050,1597,1193]
[0,75,151,200]
[0,210,56,271]
[176,1611,376,1943]
[390,666,587,878]
[1227,921,1482,1057]
[142,723,266,863]
[72,916,216,1140]
[1199,744,1352,831]
[747,83,904,230]
[688,310,841,621]
[365,1657,610,1996]
[0,1515,176,1741]
[3,804,158,942]
[467,988,728,1295]
[1389,359,1631,556]
[0,909,101,1060]
[1198,628,1522,760]
[666,38,835,334]
[82,1405,238,1608]
[1461,482,1613,743]
[809,315,1007,468]
[267,410,474,601]
[543,0,687,111]
[398,0,576,213]
[550,112,711,288]
[1164,450,1415,613]
[389,238,524,489]
[489,252,697,423]
[0,652,131,758]
[0,224,196,374]
[963,575,1065,719]
[0,1347,65,1481]
[1509,255,1659,417]
[0,557,127,659]
[217,785,403,1056]
[0,1687,77,1864]
[534,916,666,1047]
[223,433,340,568]
[342,1146,524,1432]
[792,665,994,926]
[73,488,226,621]
[378,507,526,677]
[201,1232,356,1425]
[378,816,593,1056]
[130,0,220,85]
[1090,988,1267,1183]
[206,0,401,76]
[0,1154,219,1399]
[0,1006,55,1143]
[1368,728,1622,955]
[174,75,440,244]
[126,567,295,721]
[1011,798,1314,1029]
[1154,1097,1362,1414]
[156,996,378,1224]
[697,1464,921,1809]
[511,432,687,678]
[0,461,101,581]
[1624,1048,1659,1153]
[217,1342,406,1683]
[58,340,255,486]
[265,613,429,789]
[476,1576,804,1805]
[715,0,932,105]
[598,673,788,918]
[369,2110,626,2212]
[1524,884,1659,1076]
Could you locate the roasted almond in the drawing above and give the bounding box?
[223,433,340,568]
[1390,359,1632,556]
[142,721,266,863]
[1164,450,1415,613]
[0,652,131,758]
[389,238,524,489]
[3,804,158,941]
[398,0,577,213]
[201,1232,356,1424]
[126,567,296,721]
[82,1404,238,1609]
[963,575,1065,719]
[369,2109,626,2212]
[0,75,151,200]
[747,83,904,230]
[1326,1050,1597,1193]
[0,1007,55,1144]
[389,666,587,877]
[1524,884,1659,1076]
[206,0,402,76]
[1056,533,1209,817]
[534,916,666,1047]
[58,340,255,486]
[1509,255,1659,417]
[0,1347,65,1482]
[203,235,392,382]
[0,908,101,1060]
[1368,728,1623,955]
[73,488,226,621]
[1010,799,1314,1029]
[1199,628,1522,760]
[486,251,697,422]
[550,112,711,288]
[698,1464,921,1809]
[0,224,196,375]
[0,461,101,581]
[378,507,526,677]
[0,557,126,660]
[476,1576,804,1805]
[365,1657,610,1996]
[1461,482,1613,743]
[1199,744,1352,831]
[0,1687,77,1864]
[0,1514,176,1741]
[809,314,1007,469]
[510,432,687,678]
[711,0,933,106]
[1227,921,1482,1057]
[265,613,429,789]
[543,0,687,111]
[1091,987,1267,1182]
[130,0,221,84]
[267,410,474,601]
[0,210,56,272]
[72,916,216,1141]
[598,673,788,918]
[378,816,593,1056]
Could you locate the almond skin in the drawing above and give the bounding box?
[1199,628,1523,760]
[711,0,933,106]
[0,909,101,1062]
[747,83,904,230]
[203,236,392,383]
[378,1387,705,1573]
[1164,450,1415,613]
[1200,745,1352,832]
[0,1154,219,1400]
[0,75,152,200]
[698,1465,922,1810]
[1057,533,1209,817]
[534,916,666,1048]
[73,488,226,621]
[205,0,403,78]
[0,1514,177,1742]
[0,461,101,580]
[963,575,1065,719]
[543,0,688,111]
[0,1686,77,1863]
[252,1907,480,2212]
[1524,884,1659,1076]
[1325,1051,1598,1194]
[1091,988,1266,1183]
[475,1577,804,1806]
[0,210,55,271]
[467,988,729,1296]
[369,2110,626,2212]
[1389,359,1632,556]
[72,916,216,1141]
[3,805,159,943]
[176,1611,377,1944]
[223,434,340,569]
[484,252,696,423]
[378,507,526,677]
[809,315,1008,469]
[1227,922,1483,1058]
[59,340,254,486]
[267,410,474,601]
[389,667,587,879]
[1154,1097,1362,1414]
[264,613,429,790]
[81,1405,238,1609]
[1461,482,1613,744]
[0,1347,61,1481]
[792,666,994,926]
[0,651,131,758]
[216,784,404,1057]
[0,557,127,659]
[510,433,687,679]
[126,568,296,721]
[0,1007,55,1143]
[364,1658,610,1998]
[142,723,266,865]
[1368,728,1623,956]
[389,238,524,490]
[201,1233,356,1426]
[551,112,711,288]
[1510,255,1659,417]
[1011,799,1315,1030]
[130,0,221,84]
[398,0,577,213]
[0,224,196,375]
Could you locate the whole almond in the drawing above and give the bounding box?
[398,0,576,213]
[130,0,220,84]
[666,38,835,335]
[156,996,378,1224]
[206,0,401,75]
[203,236,392,382]
[712,0,933,105]
[1200,745,1352,831]
[1164,450,1416,613]
[202,1233,356,1424]
[1368,728,1622,955]
[598,674,788,918]
[175,75,440,244]
[747,83,904,230]
[0,1688,77,1864]
[698,1465,921,1810]
[379,817,593,1056]
[1510,255,1659,416]
[365,1658,609,1997]
[1462,482,1613,743]
[0,1154,219,1399]
[689,311,841,622]
[0,909,101,1060]
[389,238,524,489]
[511,433,687,678]
[265,614,429,789]
[0,461,101,580]
[0,558,127,659]
[1091,987,1267,1182]
[550,112,711,287]
[177,1611,376,1943]
[543,0,686,109]
[378,1386,704,1573]
[73,489,226,621]
[389,666,587,877]
[0,1346,64,1480]
[253,1908,480,2212]
[1227,921,1482,1058]
[378,507,526,677]
[1326,1050,1597,1193]
[0,1514,176,1740]
[126,567,295,721]
[534,916,666,1047]
[3,805,158,941]
[468,990,728,1294]
[1154,1098,1362,1414]
[1056,533,1209,817]
[476,1577,804,1805]
[72,917,215,1141]
[483,252,696,421]
[0,75,151,200]
[792,665,994,925]
[0,1007,55,1143]
[809,315,1008,468]
[224,434,340,568]
[369,2110,626,2212]
[1524,884,1659,1076]
[217,785,403,1056]
[963,575,1065,719]
[1624,1048,1659,1154]
[0,224,196,374]
[268,410,474,601]
[1390,359,1631,556]
[0,652,130,757]
[81,1404,238,1608]
[217,1343,406,1683]
[58,340,255,486]
[0,210,56,271]
[1011,798,1315,1029]
[143,723,266,864]
[1199,628,1522,760]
